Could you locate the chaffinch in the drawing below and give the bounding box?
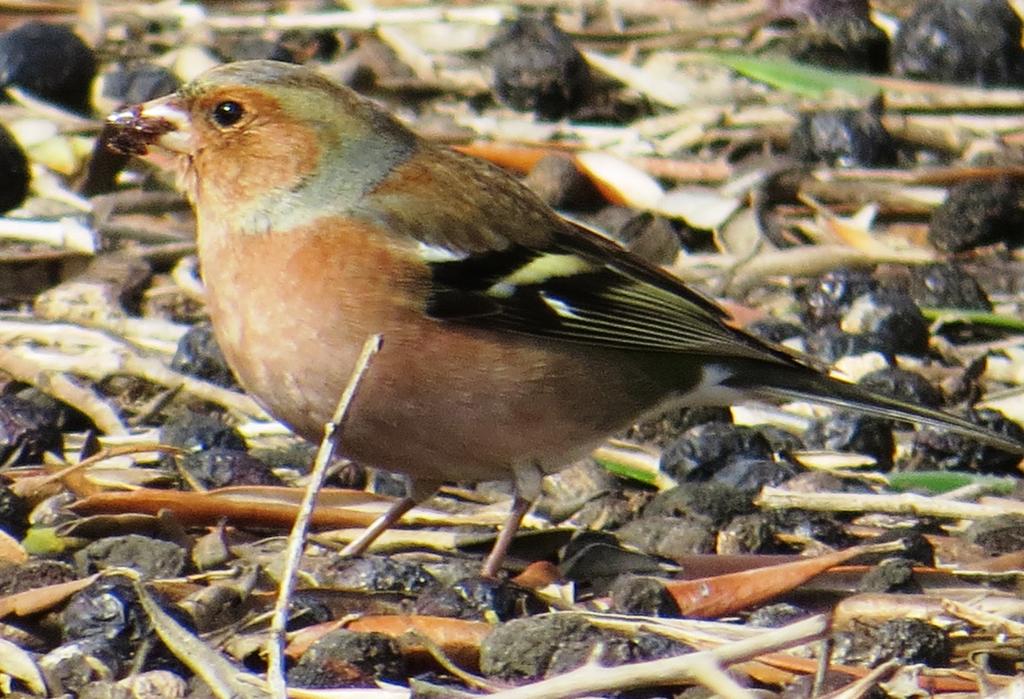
[108,60,1023,576]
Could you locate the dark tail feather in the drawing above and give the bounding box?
[730,365,1024,456]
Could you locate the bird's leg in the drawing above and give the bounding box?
[339,498,417,556]
[340,476,439,557]
[481,494,533,578]
[480,463,543,578]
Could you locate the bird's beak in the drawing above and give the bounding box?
[106,93,191,157]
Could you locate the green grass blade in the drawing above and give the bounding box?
[887,470,1016,495]
[701,52,880,98]
[921,307,1024,332]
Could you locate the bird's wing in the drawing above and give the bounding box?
[425,221,792,362]
[380,153,796,365]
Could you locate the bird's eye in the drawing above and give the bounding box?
[211,100,245,128]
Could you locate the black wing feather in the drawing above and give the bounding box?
[424,219,800,366]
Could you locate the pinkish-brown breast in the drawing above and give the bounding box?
[197,215,673,484]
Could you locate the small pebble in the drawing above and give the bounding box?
[774,0,889,72]
[858,367,944,408]
[747,601,808,627]
[612,212,683,265]
[614,515,716,558]
[180,448,283,488]
[488,15,591,120]
[869,618,952,667]
[480,614,688,681]
[159,410,246,453]
[0,482,29,539]
[771,509,853,547]
[645,482,756,525]
[81,672,187,699]
[523,154,602,210]
[964,513,1024,554]
[840,290,930,357]
[61,575,148,653]
[660,423,774,481]
[928,176,1024,252]
[0,393,64,466]
[857,557,922,593]
[748,319,804,345]
[416,577,541,620]
[804,326,880,363]
[799,268,879,329]
[911,409,1024,473]
[608,574,680,616]
[908,263,992,311]
[0,123,29,214]
[0,21,96,112]
[627,405,732,448]
[370,469,408,498]
[790,100,895,167]
[74,534,186,580]
[892,0,1024,85]
[288,629,405,688]
[40,638,123,694]
[323,555,435,593]
[712,457,800,491]
[170,324,236,387]
[805,413,894,467]
[717,512,781,554]
[0,559,75,595]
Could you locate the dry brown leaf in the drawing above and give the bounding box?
[0,527,27,564]
[0,574,98,619]
[664,541,900,618]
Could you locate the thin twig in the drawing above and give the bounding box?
[487,615,829,699]
[826,659,899,699]
[0,346,128,435]
[4,86,101,131]
[756,487,1024,520]
[201,5,509,30]
[0,217,97,253]
[10,444,180,498]
[716,243,935,297]
[266,334,383,697]
[123,569,269,699]
[0,313,188,354]
[0,342,264,420]
[404,630,500,692]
